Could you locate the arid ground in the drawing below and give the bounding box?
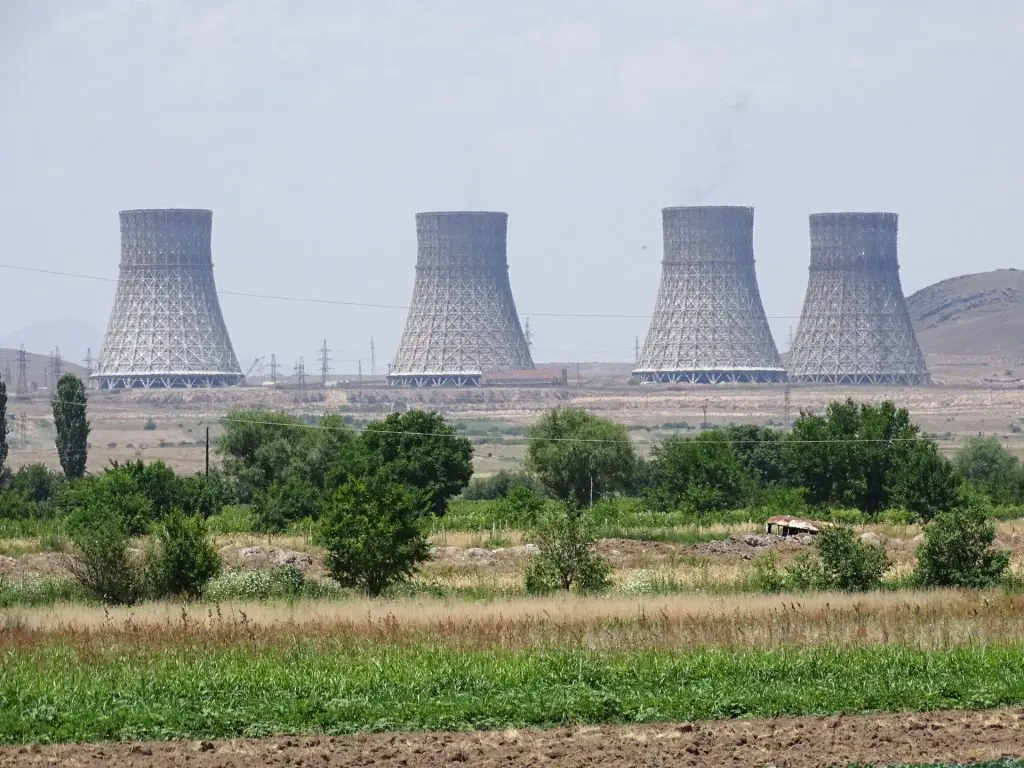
[1,709,1022,768]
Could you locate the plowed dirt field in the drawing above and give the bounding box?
[3,709,1023,767]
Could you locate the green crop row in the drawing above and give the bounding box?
[2,643,1024,744]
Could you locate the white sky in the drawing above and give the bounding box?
[2,0,1022,371]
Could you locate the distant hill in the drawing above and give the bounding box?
[0,318,103,365]
[0,348,89,393]
[907,269,1024,359]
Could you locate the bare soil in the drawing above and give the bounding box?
[2,709,1023,767]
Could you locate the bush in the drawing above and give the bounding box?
[784,552,828,591]
[206,505,255,534]
[203,565,327,602]
[65,508,144,605]
[524,505,611,595]
[320,475,429,597]
[146,510,222,599]
[915,502,1010,588]
[816,526,889,592]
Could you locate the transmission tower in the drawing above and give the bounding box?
[50,347,63,381]
[633,206,784,384]
[83,348,94,377]
[370,337,376,377]
[788,212,930,385]
[15,346,28,397]
[94,209,243,389]
[318,339,331,388]
[294,358,307,391]
[524,317,533,350]
[389,212,534,387]
[269,354,279,384]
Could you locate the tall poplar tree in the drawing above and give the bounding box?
[53,374,90,480]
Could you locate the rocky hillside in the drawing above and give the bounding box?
[908,269,1024,359]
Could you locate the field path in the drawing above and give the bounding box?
[2,708,1023,767]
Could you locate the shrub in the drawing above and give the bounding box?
[915,502,1010,588]
[784,552,827,591]
[203,565,337,602]
[65,508,144,605]
[146,510,222,599]
[524,505,611,595]
[752,553,787,593]
[143,418,157,431]
[816,526,889,592]
[320,475,429,597]
[206,505,255,534]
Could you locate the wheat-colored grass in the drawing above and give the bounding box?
[5,589,1024,652]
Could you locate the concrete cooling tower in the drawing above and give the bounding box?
[787,212,930,385]
[387,211,534,387]
[92,209,243,389]
[632,206,784,384]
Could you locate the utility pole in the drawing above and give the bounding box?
[634,336,640,365]
[370,337,377,377]
[357,360,363,384]
[83,349,93,378]
[783,383,792,431]
[318,339,331,388]
[205,426,210,476]
[702,399,709,431]
[576,362,582,390]
[15,346,28,397]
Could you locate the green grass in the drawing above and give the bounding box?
[3,643,1024,744]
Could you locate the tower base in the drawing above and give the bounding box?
[631,369,787,385]
[387,373,482,388]
[91,373,245,390]
[787,373,932,386]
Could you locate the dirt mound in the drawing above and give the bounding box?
[217,545,317,572]
[908,268,1024,361]
[3,708,1023,767]
[0,553,67,579]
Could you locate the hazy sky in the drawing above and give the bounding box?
[2,0,1022,372]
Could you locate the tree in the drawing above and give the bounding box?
[525,408,636,508]
[524,504,611,594]
[357,410,473,517]
[146,510,222,599]
[60,470,155,536]
[52,374,90,480]
[954,437,1024,504]
[721,424,786,487]
[65,507,144,605]
[887,441,962,521]
[915,499,1009,588]
[815,526,889,592]
[783,399,958,518]
[0,380,8,484]
[320,475,430,596]
[646,430,754,514]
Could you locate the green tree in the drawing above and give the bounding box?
[646,430,753,514]
[887,441,962,521]
[954,437,1024,504]
[52,374,90,480]
[146,510,222,599]
[524,504,611,594]
[65,507,144,605]
[783,399,958,517]
[525,408,636,508]
[60,471,155,536]
[218,411,312,501]
[0,380,8,484]
[357,410,473,517]
[721,424,786,487]
[915,499,1010,588]
[815,526,889,591]
[10,463,63,503]
[320,475,429,596]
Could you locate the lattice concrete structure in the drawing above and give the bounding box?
[388,211,534,388]
[633,206,784,384]
[93,209,244,390]
[787,212,930,385]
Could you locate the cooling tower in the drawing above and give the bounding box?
[387,211,534,387]
[632,206,784,384]
[92,209,244,390]
[787,212,930,385]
